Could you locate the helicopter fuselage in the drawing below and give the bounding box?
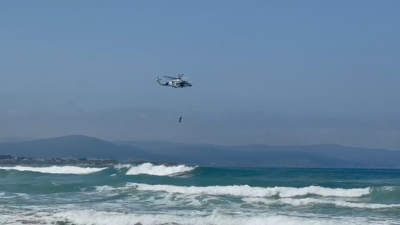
[158,78,192,88]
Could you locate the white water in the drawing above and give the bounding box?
[92,184,398,210]
[1,208,386,225]
[121,163,195,176]
[127,183,371,198]
[1,166,399,225]
[243,197,400,209]
[0,166,106,174]
[2,182,398,225]
[48,210,368,225]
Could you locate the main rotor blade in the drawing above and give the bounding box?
[163,76,179,79]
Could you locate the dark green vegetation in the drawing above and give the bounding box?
[1,135,400,168]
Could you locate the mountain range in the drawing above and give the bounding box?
[1,135,400,168]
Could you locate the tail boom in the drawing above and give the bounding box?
[157,78,168,86]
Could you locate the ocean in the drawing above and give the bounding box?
[1,163,400,225]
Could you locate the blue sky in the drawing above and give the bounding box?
[1,1,399,148]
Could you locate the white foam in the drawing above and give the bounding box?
[125,163,195,176]
[243,197,400,209]
[114,164,131,170]
[43,209,366,225]
[128,183,371,198]
[95,185,117,192]
[0,166,106,174]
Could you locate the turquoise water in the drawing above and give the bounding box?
[1,163,400,224]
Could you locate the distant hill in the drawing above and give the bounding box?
[227,144,400,168]
[113,140,215,151]
[0,135,168,162]
[1,135,400,168]
[113,140,400,168]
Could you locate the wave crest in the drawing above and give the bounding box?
[0,166,106,174]
[243,197,400,209]
[115,163,195,176]
[128,183,370,198]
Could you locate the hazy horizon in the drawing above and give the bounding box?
[1,1,399,149]
[1,108,400,151]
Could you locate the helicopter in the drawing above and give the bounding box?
[157,74,192,88]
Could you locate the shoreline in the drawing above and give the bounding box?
[0,156,182,168]
[2,155,400,170]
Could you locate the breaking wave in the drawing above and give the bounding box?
[0,166,106,175]
[116,163,195,176]
[2,165,400,224]
[9,209,375,225]
[123,183,371,198]
[243,197,400,209]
